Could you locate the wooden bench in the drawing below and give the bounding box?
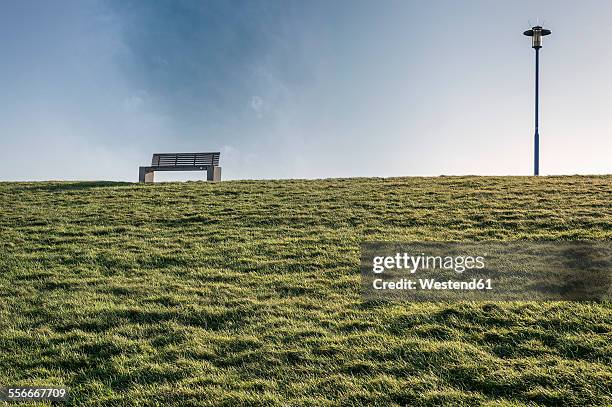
[139,152,221,183]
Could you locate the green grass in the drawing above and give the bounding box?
[0,176,611,406]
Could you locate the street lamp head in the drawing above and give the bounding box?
[524,26,551,49]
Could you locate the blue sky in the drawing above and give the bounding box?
[0,0,610,181]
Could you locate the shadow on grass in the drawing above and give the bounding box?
[21,181,133,192]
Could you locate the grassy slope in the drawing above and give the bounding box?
[0,176,611,406]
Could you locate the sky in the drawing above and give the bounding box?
[0,0,610,181]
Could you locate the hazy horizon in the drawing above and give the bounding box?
[1,0,611,181]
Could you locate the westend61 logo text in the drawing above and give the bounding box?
[361,242,612,301]
[370,252,492,291]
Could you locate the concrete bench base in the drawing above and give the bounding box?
[207,166,222,182]
[138,167,155,183]
[139,166,221,183]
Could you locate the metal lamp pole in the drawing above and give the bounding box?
[524,26,551,176]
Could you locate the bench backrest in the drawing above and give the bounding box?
[151,152,220,167]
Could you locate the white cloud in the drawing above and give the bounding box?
[123,95,144,111]
[250,95,267,116]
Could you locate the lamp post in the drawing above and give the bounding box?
[524,25,551,176]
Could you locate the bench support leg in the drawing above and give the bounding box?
[207,166,222,181]
[139,167,155,183]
